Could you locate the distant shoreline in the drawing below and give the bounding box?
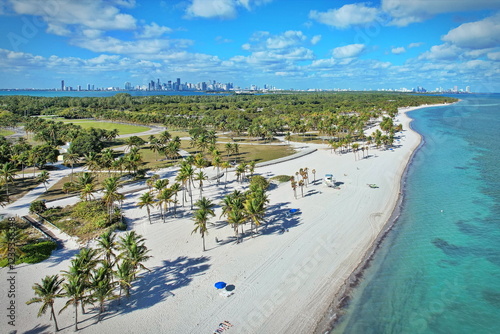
[314,102,458,334]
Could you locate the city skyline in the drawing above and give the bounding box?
[0,1,499,92]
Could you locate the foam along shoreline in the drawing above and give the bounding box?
[1,102,453,334]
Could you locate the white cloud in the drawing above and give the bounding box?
[136,22,172,39]
[185,0,273,19]
[265,31,306,49]
[185,0,237,19]
[8,0,137,34]
[311,35,321,45]
[442,14,500,49]
[391,47,406,54]
[332,44,365,58]
[70,36,192,55]
[408,42,423,48]
[418,44,462,61]
[382,0,500,26]
[309,4,380,29]
[487,52,500,61]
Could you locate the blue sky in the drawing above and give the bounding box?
[0,0,499,92]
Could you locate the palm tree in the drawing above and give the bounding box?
[244,196,266,236]
[169,183,181,217]
[194,170,208,199]
[60,275,85,331]
[118,232,151,276]
[138,191,155,224]
[212,154,223,185]
[102,176,124,224]
[221,161,231,188]
[192,197,215,251]
[63,149,80,182]
[157,188,173,223]
[80,183,95,201]
[0,162,16,201]
[37,170,50,192]
[84,151,100,174]
[227,207,246,243]
[26,275,65,332]
[100,148,115,176]
[90,266,116,322]
[0,223,27,258]
[96,231,117,265]
[114,259,135,304]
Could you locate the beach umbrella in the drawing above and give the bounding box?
[289,209,298,214]
[214,282,227,289]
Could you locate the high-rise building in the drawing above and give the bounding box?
[125,82,132,90]
[466,86,471,93]
[87,84,91,91]
[61,80,65,91]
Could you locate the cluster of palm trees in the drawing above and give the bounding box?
[290,167,311,199]
[220,181,269,244]
[27,231,150,332]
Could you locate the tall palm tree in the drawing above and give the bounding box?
[192,197,215,251]
[194,170,208,199]
[84,151,100,174]
[169,183,181,217]
[60,275,85,331]
[138,191,155,224]
[221,161,231,188]
[102,176,124,224]
[80,183,96,201]
[157,188,173,223]
[244,196,266,236]
[212,154,223,185]
[63,148,80,182]
[100,148,115,176]
[26,275,65,332]
[0,162,16,201]
[227,207,246,244]
[37,170,50,192]
[96,231,117,265]
[117,232,151,277]
[114,259,135,304]
[90,266,116,322]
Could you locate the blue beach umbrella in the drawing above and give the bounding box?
[214,282,227,289]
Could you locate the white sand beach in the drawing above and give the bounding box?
[1,104,449,334]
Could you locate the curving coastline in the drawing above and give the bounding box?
[313,102,457,334]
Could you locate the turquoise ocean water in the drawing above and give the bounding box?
[331,94,500,334]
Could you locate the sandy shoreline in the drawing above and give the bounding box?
[1,103,452,334]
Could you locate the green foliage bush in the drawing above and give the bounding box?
[19,241,57,264]
[29,200,47,214]
[271,175,292,182]
[250,175,270,190]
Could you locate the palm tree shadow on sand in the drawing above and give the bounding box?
[103,256,211,320]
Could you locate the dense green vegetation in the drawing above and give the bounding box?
[0,217,57,267]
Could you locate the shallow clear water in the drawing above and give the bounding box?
[331,94,500,334]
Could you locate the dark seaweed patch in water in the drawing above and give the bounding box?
[482,290,500,308]
[454,166,469,170]
[437,259,460,268]
[432,238,469,257]
[456,220,486,238]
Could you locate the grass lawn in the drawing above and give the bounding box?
[63,120,150,135]
[0,129,15,136]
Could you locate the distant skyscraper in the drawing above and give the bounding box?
[125,82,131,90]
[466,86,471,93]
[87,84,91,90]
[61,80,65,91]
